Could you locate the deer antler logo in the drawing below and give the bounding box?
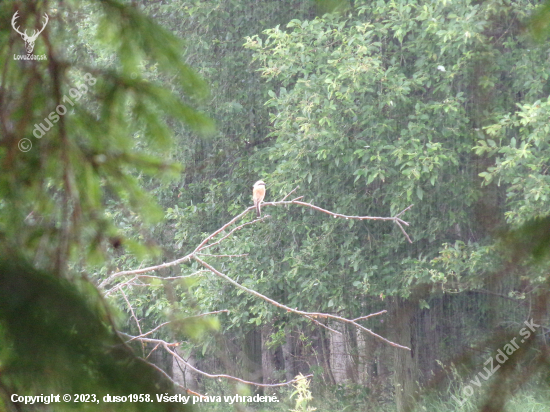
[11,11,49,54]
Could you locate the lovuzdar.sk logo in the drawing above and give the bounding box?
[12,10,49,61]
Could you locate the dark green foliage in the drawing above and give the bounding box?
[504,216,550,262]
[0,254,188,411]
[0,0,213,272]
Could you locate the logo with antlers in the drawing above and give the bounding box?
[11,11,49,54]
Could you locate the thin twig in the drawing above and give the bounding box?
[136,355,206,398]
[201,217,269,251]
[130,270,208,281]
[303,315,342,334]
[100,264,205,289]
[395,204,414,219]
[120,289,144,356]
[395,220,413,243]
[104,276,138,297]
[119,282,163,288]
[145,342,161,359]
[192,207,257,254]
[127,310,230,342]
[281,186,300,201]
[196,253,249,258]
[352,310,387,322]
[129,322,171,342]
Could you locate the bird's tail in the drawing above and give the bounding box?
[255,201,261,217]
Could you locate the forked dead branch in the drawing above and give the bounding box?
[100,187,413,288]
[100,187,414,389]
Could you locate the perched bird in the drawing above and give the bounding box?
[252,180,266,217]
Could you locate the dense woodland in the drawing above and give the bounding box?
[2,0,550,411]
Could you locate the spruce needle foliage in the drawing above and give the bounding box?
[0,0,212,410]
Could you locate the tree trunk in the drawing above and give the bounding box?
[391,297,418,412]
[320,328,336,385]
[356,329,370,385]
[261,325,276,384]
[172,346,199,392]
[282,326,295,381]
[329,321,350,383]
[243,329,263,384]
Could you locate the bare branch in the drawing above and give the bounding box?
[99,262,204,289]
[104,271,207,296]
[146,342,161,359]
[136,355,206,398]
[130,270,208,281]
[101,191,413,363]
[193,206,257,253]
[395,217,409,227]
[269,199,410,222]
[128,321,171,342]
[194,256,410,351]
[395,220,412,243]
[196,253,248,258]
[352,310,387,322]
[120,289,144,356]
[100,197,412,289]
[201,216,269,251]
[186,309,231,318]
[395,204,414,219]
[104,276,138,297]
[258,199,413,242]
[197,199,413,254]
[127,310,230,342]
[303,315,342,334]
[118,282,163,288]
[124,333,314,388]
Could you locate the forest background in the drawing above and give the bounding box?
[2,0,550,411]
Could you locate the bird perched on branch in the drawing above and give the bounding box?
[252,180,266,217]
